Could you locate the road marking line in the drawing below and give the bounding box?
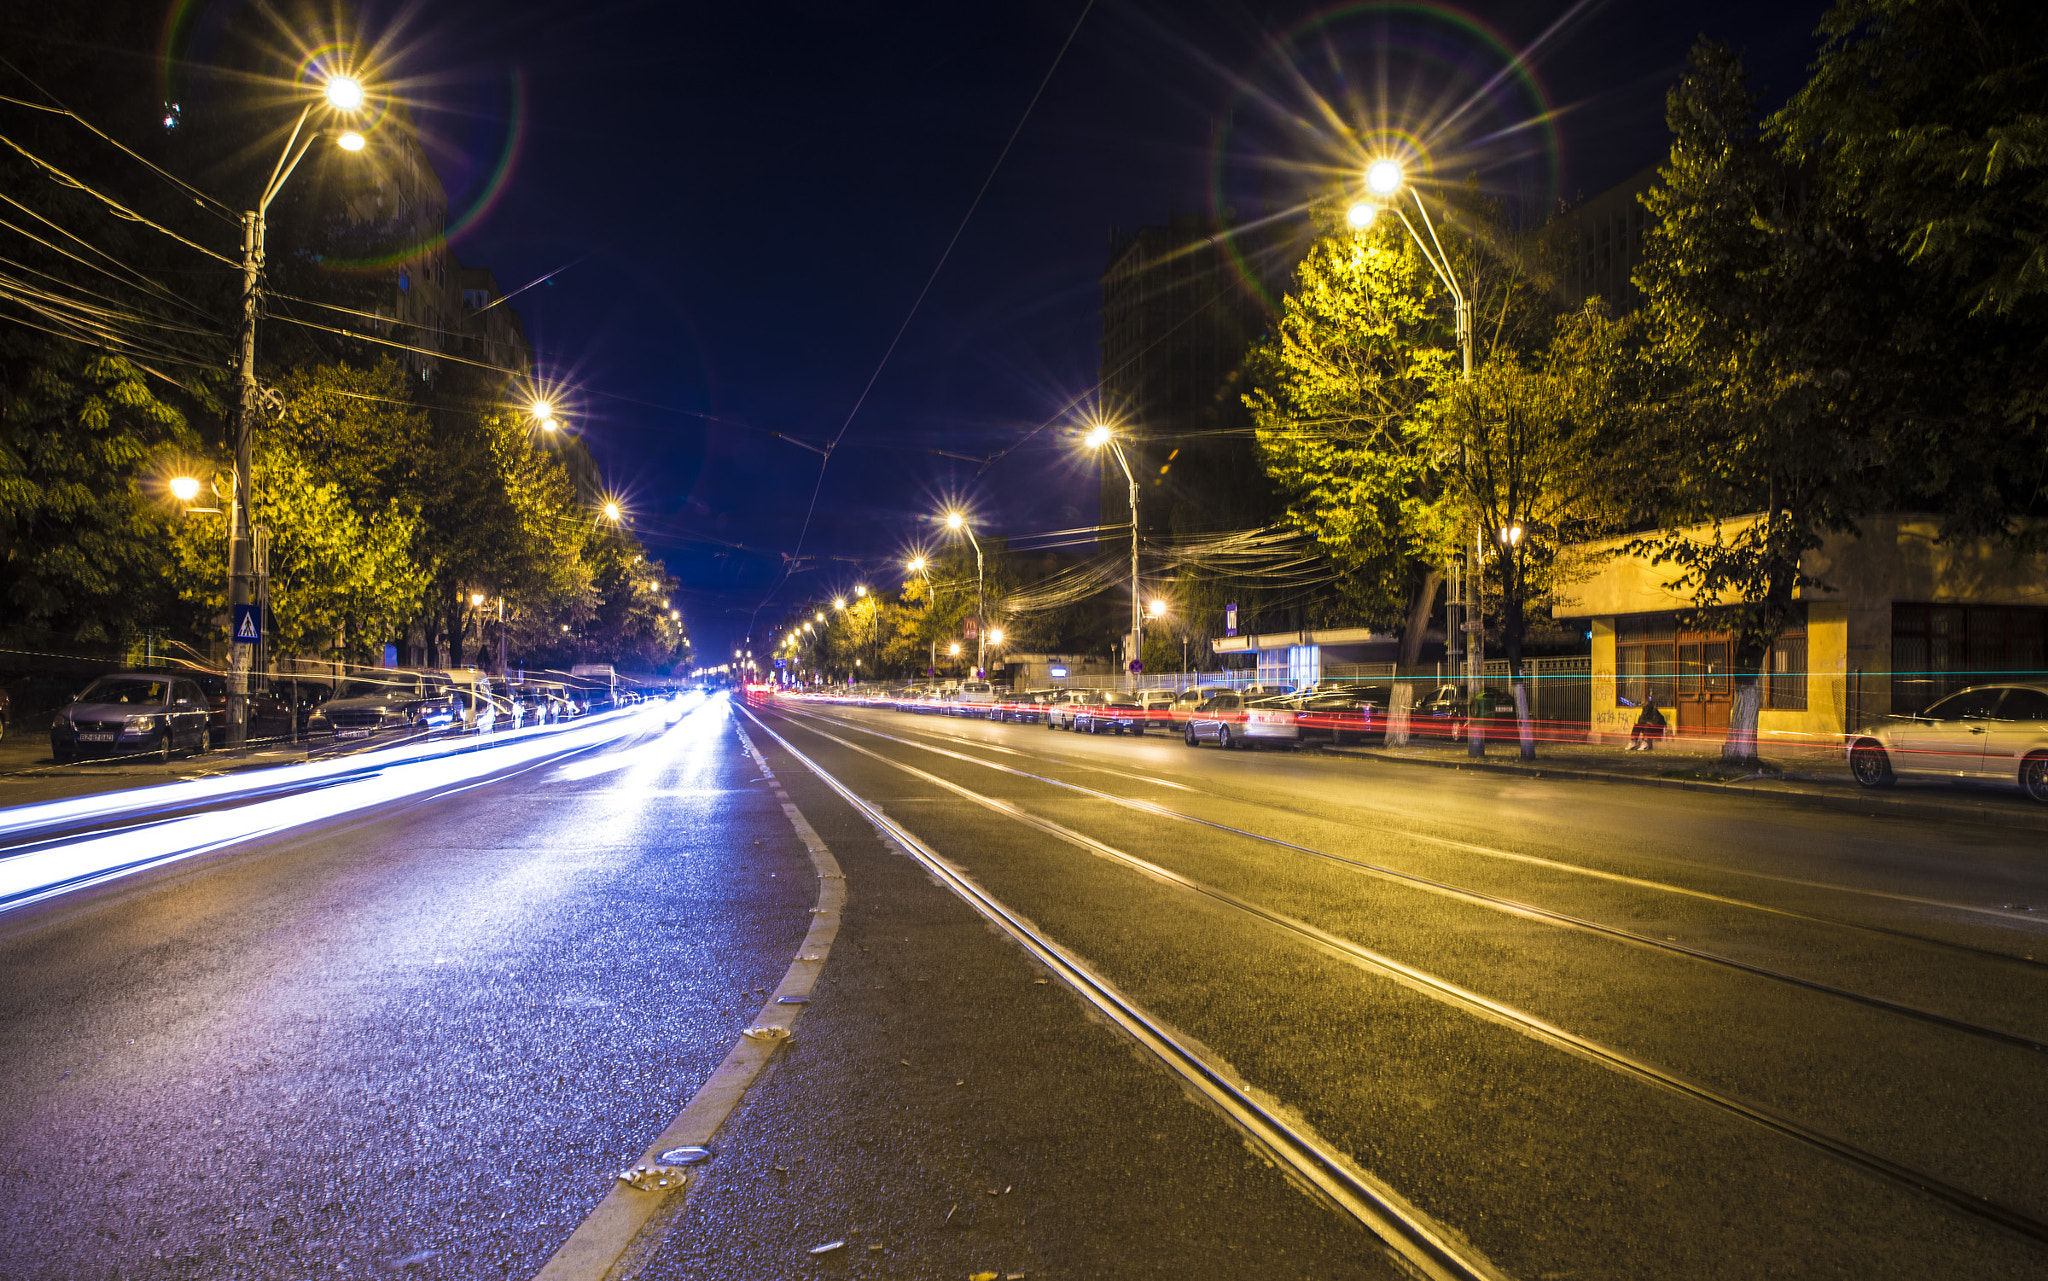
[741,704,1506,1281]
[532,716,845,1281]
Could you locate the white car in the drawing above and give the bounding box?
[1848,683,2048,803]
[951,681,997,717]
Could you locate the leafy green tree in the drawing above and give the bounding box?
[170,440,426,662]
[1434,303,1644,755]
[0,348,200,642]
[1245,216,1455,663]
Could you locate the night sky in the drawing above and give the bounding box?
[328,0,1832,658]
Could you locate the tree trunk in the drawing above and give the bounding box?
[1723,675,1762,764]
[1399,569,1442,671]
[1513,678,1535,760]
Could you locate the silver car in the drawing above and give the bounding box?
[50,672,213,762]
[1849,683,2048,802]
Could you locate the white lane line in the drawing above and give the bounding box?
[741,705,1507,1281]
[533,714,846,1281]
[791,706,2048,933]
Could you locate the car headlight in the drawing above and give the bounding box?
[52,714,70,730]
[124,714,162,730]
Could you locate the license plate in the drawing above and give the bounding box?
[336,729,371,739]
[78,732,116,742]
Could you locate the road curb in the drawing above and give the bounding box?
[1320,745,2048,834]
[532,714,846,1281]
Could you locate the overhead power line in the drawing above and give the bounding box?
[0,91,239,222]
[0,132,237,265]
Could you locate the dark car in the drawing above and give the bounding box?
[50,672,213,762]
[1001,689,1064,724]
[1294,684,1392,746]
[1073,696,1146,735]
[305,671,462,742]
[1405,683,1516,741]
[186,672,304,742]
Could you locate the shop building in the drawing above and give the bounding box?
[1553,514,2048,746]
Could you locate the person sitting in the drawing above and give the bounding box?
[1629,694,1667,751]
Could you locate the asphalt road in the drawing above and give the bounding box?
[3,692,2046,1279]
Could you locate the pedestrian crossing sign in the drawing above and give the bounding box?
[232,603,262,645]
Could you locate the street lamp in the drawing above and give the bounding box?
[602,502,621,522]
[833,597,846,611]
[854,584,866,597]
[221,67,371,749]
[1084,424,1142,692]
[943,511,984,677]
[170,476,201,503]
[1358,158,1483,737]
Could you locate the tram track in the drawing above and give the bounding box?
[752,701,2048,1251]
[799,706,2048,968]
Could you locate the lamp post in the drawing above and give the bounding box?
[908,555,935,677]
[224,72,368,749]
[1352,160,1482,750]
[944,513,984,677]
[1085,425,1142,692]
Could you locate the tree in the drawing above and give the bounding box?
[169,440,426,662]
[1632,40,1921,762]
[1433,303,1643,757]
[1245,215,1456,664]
[0,349,200,643]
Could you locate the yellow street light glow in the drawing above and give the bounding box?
[833,597,847,610]
[470,592,486,607]
[335,131,366,152]
[1085,424,1111,448]
[324,76,365,112]
[804,622,813,632]
[602,502,621,521]
[945,512,964,530]
[1366,159,1404,196]
[1346,202,1377,229]
[531,399,552,419]
[948,642,961,656]
[907,556,925,572]
[854,584,867,597]
[1148,598,1168,617]
[539,418,558,432]
[169,476,201,502]
[815,612,825,622]
[990,628,1005,644]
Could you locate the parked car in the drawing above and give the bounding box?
[1001,689,1064,724]
[184,672,303,741]
[1294,684,1392,746]
[952,681,998,717]
[1046,689,1107,730]
[1183,691,1301,749]
[1848,683,2048,803]
[50,672,213,762]
[514,686,557,726]
[1073,696,1147,735]
[1159,686,1234,732]
[306,671,462,741]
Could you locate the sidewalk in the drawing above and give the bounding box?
[1323,732,2048,834]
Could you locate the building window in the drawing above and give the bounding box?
[1288,645,1321,688]
[1768,632,1807,710]
[1892,604,2048,714]
[1615,615,1676,707]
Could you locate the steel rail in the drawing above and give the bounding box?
[803,707,2048,965]
[757,703,2048,1249]
[778,706,2048,1053]
[738,704,1508,1281]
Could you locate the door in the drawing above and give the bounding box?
[174,681,207,748]
[1978,688,2048,785]
[1891,687,2005,777]
[1675,637,1729,735]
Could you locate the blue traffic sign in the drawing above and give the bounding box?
[232,603,262,645]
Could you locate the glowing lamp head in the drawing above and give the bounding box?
[1346,202,1377,229]
[470,592,486,607]
[1148,598,1167,618]
[1501,524,1523,546]
[854,584,867,597]
[324,76,365,111]
[948,642,961,657]
[1084,424,1111,449]
[945,512,964,531]
[169,476,200,502]
[531,399,553,420]
[907,556,925,572]
[335,131,366,153]
[833,598,846,610]
[539,418,558,432]
[990,628,1004,644]
[602,502,621,521]
[1366,159,1404,197]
